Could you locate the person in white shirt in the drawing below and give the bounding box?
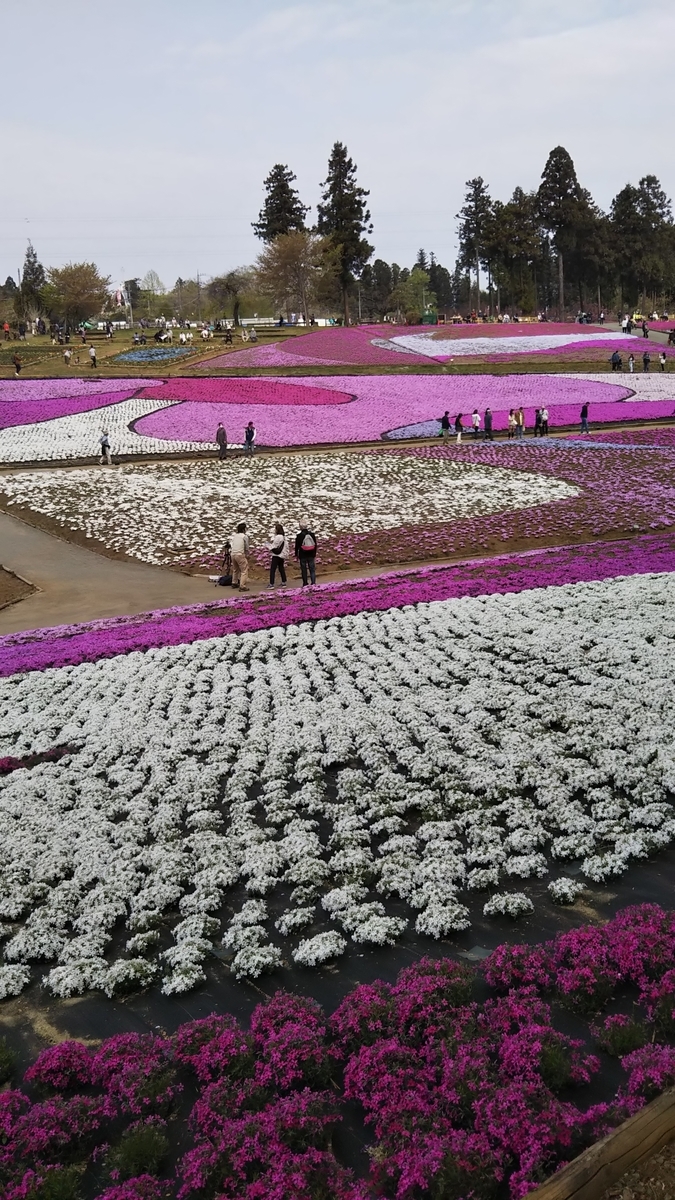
[472,409,480,439]
[265,522,289,588]
[540,407,549,436]
[230,522,250,590]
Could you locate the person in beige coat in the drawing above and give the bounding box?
[230,522,250,590]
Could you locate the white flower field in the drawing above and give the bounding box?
[1,570,674,998]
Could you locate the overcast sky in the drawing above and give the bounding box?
[1,0,672,288]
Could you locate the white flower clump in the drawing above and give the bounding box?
[1,571,675,995]
[483,893,535,919]
[293,932,347,967]
[0,455,577,566]
[548,877,586,905]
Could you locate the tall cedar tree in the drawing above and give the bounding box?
[316,142,373,324]
[457,178,492,312]
[537,146,586,318]
[252,165,309,243]
[18,241,46,317]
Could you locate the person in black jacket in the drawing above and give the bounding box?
[295,522,317,586]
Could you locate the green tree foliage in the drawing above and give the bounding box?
[42,262,111,324]
[316,141,373,324]
[537,146,589,317]
[610,176,675,310]
[457,177,493,311]
[16,241,46,318]
[207,269,255,325]
[252,164,309,243]
[255,230,335,321]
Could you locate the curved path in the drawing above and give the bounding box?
[0,511,217,634]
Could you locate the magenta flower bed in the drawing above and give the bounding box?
[133,374,638,446]
[4,905,675,1200]
[3,531,675,677]
[0,390,143,432]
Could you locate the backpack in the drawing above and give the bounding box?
[300,531,316,552]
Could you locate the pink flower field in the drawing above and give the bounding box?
[198,323,674,368]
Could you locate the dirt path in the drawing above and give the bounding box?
[0,511,219,633]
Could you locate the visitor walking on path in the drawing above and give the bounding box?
[266,523,289,589]
[541,407,549,436]
[216,423,228,460]
[643,350,651,373]
[484,408,494,441]
[89,345,97,368]
[454,414,464,444]
[295,521,317,587]
[244,422,256,455]
[507,409,516,439]
[580,404,590,434]
[439,411,451,440]
[515,407,524,438]
[99,430,112,465]
[660,352,667,372]
[64,347,72,367]
[230,523,250,590]
[472,409,480,439]
[642,321,649,338]
[12,353,21,377]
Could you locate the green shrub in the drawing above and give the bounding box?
[106,1122,169,1181]
[30,1166,82,1200]
[539,1038,573,1092]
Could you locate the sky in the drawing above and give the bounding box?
[1,0,672,289]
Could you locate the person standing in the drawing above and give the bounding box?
[628,353,635,373]
[580,403,589,434]
[507,409,516,439]
[621,315,629,334]
[454,414,463,444]
[471,409,481,439]
[439,411,451,440]
[2,321,9,340]
[99,430,112,465]
[659,351,667,372]
[89,344,97,368]
[295,521,317,586]
[541,406,549,436]
[642,321,649,339]
[216,423,228,460]
[484,407,494,441]
[230,522,250,590]
[533,409,542,437]
[64,347,72,367]
[515,407,524,438]
[643,350,651,373]
[266,523,289,589]
[244,421,256,454]
[12,353,21,376]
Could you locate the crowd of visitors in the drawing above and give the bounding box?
[220,519,318,592]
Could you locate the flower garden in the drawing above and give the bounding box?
[0,373,674,463]
[4,352,675,1199]
[202,322,675,369]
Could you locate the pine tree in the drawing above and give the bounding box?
[316,142,373,324]
[253,164,309,243]
[457,178,492,312]
[18,241,45,316]
[537,147,585,319]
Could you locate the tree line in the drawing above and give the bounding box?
[2,143,673,330]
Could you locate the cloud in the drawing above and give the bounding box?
[0,0,671,280]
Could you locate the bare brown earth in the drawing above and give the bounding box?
[601,1139,675,1200]
[0,565,35,609]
